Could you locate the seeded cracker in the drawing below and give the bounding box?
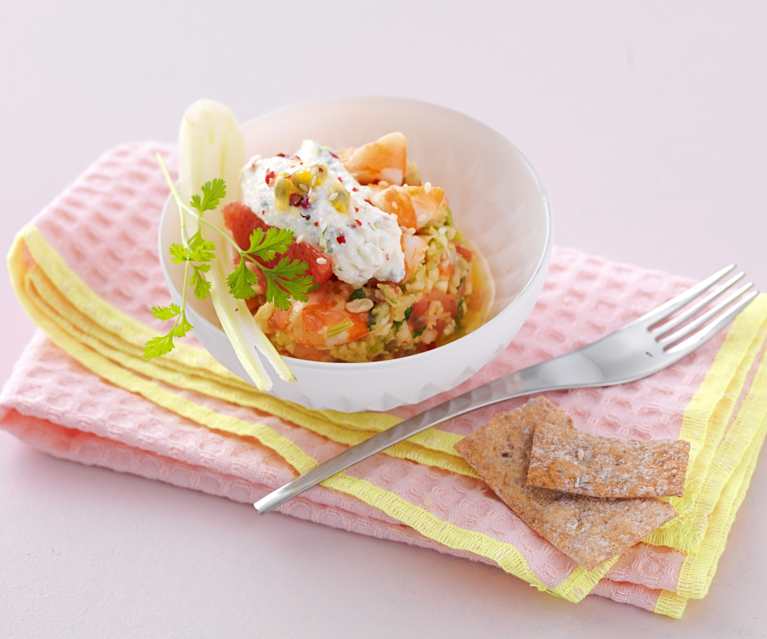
[455,398,676,569]
[527,420,690,498]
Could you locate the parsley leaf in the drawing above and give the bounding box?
[146,177,226,360]
[144,307,192,360]
[187,232,215,261]
[151,303,181,321]
[144,334,175,359]
[168,233,214,302]
[169,243,188,264]
[227,258,260,299]
[169,233,215,264]
[190,178,226,214]
[245,227,295,262]
[262,257,313,310]
[171,312,193,338]
[191,264,211,299]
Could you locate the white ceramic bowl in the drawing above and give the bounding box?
[159,97,551,411]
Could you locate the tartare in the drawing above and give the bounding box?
[221,132,490,363]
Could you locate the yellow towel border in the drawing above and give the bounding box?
[655,368,767,617]
[677,356,767,599]
[648,305,767,551]
[7,225,767,616]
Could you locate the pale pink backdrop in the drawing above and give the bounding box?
[1,1,766,637]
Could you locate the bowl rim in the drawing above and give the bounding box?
[160,95,552,370]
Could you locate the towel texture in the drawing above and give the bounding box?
[3,143,766,618]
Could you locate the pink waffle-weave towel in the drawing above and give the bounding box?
[2,143,766,618]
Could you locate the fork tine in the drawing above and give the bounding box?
[659,283,755,347]
[638,264,736,327]
[654,271,746,338]
[664,289,759,354]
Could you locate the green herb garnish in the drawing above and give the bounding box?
[327,318,353,338]
[144,304,192,358]
[227,227,313,308]
[348,288,366,301]
[145,159,315,360]
[393,305,413,333]
[246,226,294,261]
[226,257,261,300]
[260,257,313,310]
[144,172,226,360]
[190,178,226,214]
[456,299,466,326]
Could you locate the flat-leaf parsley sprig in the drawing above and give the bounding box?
[226,226,314,309]
[144,157,314,360]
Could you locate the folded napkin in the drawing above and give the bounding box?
[3,143,766,619]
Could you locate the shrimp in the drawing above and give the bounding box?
[406,184,449,229]
[403,233,428,279]
[340,132,408,185]
[266,281,369,359]
[370,185,417,229]
[369,184,449,231]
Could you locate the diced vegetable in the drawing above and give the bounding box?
[456,244,473,261]
[223,201,269,250]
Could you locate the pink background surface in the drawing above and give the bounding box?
[2,1,766,637]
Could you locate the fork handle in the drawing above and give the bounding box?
[253,353,598,513]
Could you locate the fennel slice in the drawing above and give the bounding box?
[159,154,273,390]
[178,99,296,387]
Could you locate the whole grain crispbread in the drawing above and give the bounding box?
[527,420,690,498]
[455,397,676,569]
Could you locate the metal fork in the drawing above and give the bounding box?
[255,265,759,513]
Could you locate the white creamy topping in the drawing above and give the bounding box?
[240,140,405,287]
